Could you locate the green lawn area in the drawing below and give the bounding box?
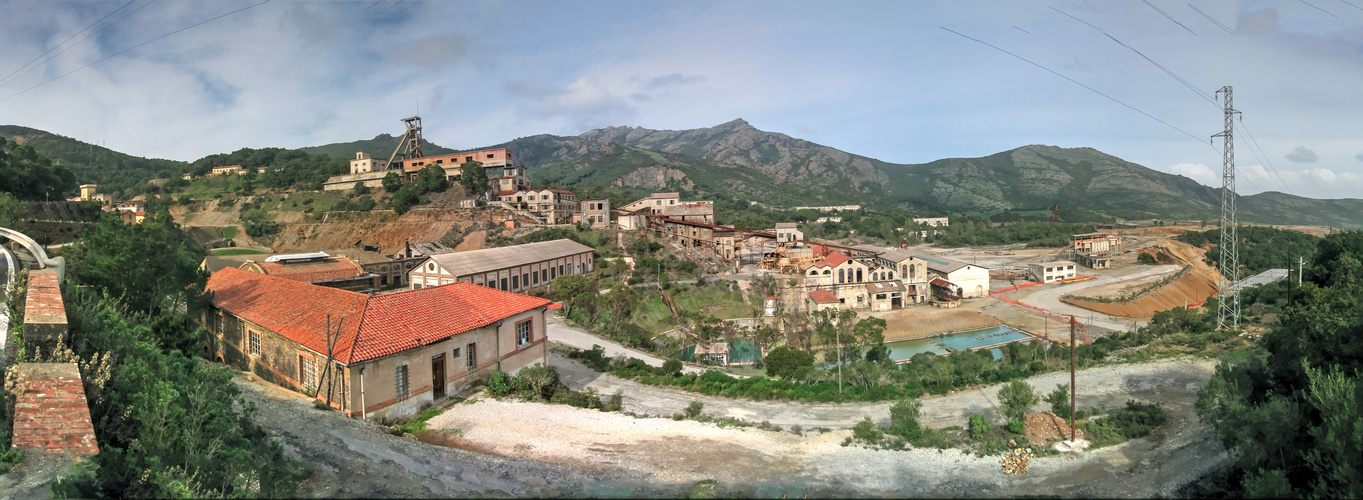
[220,226,237,239]
[212,248,263,256]
[634,283,752,334]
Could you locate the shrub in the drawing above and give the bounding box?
[1007,420,1025,434]
[997,380,1039,423]
[685,400,704,418]
[659,358,684,377]
[791,424,803,436]
[853,417,883,444]
[1045,384,1072,423]
[488,371,512,397]
[889,399,923,438]
[519,364,561,400]
[764,346,815,379]
[969,413,989,440]
[1137,252,1158,264]
[605,390,624,412]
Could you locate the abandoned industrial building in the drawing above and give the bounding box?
[407,238,595,292]
[204,267,550,421]
[239,252,381,292]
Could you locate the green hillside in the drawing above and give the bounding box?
[298,133,457,159]
[0,125,184,196]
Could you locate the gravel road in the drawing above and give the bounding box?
[546,316,709,375]
[1015,265,1181,330]
[432,354,1227,497]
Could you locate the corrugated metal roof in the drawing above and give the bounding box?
[914,253,970,274]
[427,239,594,277]
[879,249,916,263]
[325,248,393,266]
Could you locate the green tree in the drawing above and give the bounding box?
[353,181,370,195]
[415,165,448,194]
[61,209,209,320]
[763,346,814,379]
[0,136,78,200]
[381,171,403,193]
[460,160,488,196]
[889,398,923,438]
[0,191,25,228]
[997,380,1039,423]
[553,274,594,319]
[391,184,419,214]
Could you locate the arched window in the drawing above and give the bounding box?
[838,269,845,284]
[856,269,863,282]
[909,265,916,280]
[809,270,818,276]
[823,269,831,276]
[889,271,895,280]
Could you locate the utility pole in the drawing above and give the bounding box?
[1213,86,1241,333]
[1299,256,1304,286]
[1069,316,1077,444]
[1287,242,1293,305]
[836,322,843,394]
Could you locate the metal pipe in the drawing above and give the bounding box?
[358,365,367,421]
[1070,316,1076,443]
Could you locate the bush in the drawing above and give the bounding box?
[659,358,684,377]
[969,413,989,441]
[1137,252,1158,264]
[488,371,513,397]
[519,364,561,400]
[605,390,624,412]
[685,400,705,419]
[853,417,883,444]
[1045,384,1072,423]
[1008,420,1025,434]
[764,346,815,379]
[997,380,1039,423]
[889,399,923,438]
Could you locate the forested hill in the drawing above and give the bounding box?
[454,121,1363,228]
[298,133,457,159]
[0,125,184,196]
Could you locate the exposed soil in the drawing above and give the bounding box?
[1025,412,1083,444]
[877,306,1002,341]
[1062,271,1217,318]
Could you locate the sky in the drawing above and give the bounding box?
[1,0,1361,199]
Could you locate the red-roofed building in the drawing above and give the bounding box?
[204,267,551,420]
[239,254,379,293]
[806,289,841,313]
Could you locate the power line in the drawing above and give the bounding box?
[1236,118,1294,195]
[1300,0,1339,17]
[0,0,271,103]
[0,1,136,86]
[1343,0,1363,12]
[1142,0,1198,35]
[1188,4,1236,35]
[364,1,383,10]
[0,1,159,90]
[1014,26,1032,34]
[1049,7,1218,108]
[383,0,405,12]
[938,26,1208,145]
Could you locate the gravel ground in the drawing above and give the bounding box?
[429,355,1228,497]
[232,373,657,498]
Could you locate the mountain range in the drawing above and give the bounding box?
[5,120,1362,228]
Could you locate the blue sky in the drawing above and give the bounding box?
[1,0,1361,199]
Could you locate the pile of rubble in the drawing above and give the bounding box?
[1000,448,1034,474]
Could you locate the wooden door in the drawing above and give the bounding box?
[431,354,446,399]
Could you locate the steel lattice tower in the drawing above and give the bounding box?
[1213,86,1240,332]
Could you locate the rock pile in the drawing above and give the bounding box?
[1000,448,1034,475]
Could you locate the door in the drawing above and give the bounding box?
[431,354,446,399]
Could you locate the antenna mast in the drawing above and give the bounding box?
[1213,86,1240,332]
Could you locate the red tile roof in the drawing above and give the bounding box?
[207,267,550,363]
[821,252,850,267]
[208,267,368,361]
[808,289,840,304]
[351,283,550,362]
[250,256,367,283]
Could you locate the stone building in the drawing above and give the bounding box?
[408,239,594,292]
[204,267,550,421]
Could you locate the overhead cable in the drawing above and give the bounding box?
[0,0,272,103]
[0,1,136,86]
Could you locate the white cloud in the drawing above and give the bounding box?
[1167,162,1218,187]
[1286,145,1319,163]
[645,73,706,90]
[515,76,637,131]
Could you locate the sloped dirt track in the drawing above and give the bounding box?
[1062,270,1217,318]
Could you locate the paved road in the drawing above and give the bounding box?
[1016,265,1182,331]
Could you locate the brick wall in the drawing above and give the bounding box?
[10,363,98,456]
[22,269,67,359]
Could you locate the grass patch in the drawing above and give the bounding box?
[220,226,238,239]
[211,247,262,256]
[396,406,443,435]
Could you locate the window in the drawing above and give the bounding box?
[512,275,519,289]
[541,269,548,282]
[465,156,473,162]
[486,153,494,159]
[501,277,508,290]
[533,271,540,285]
[466,342,477,369]
[522,273,529,287]
[428,262,435,271]
[452,347,461,360]
[551,267,557,279]
[559,264,565,276]
[838,269,845,284]
[300,355,316,391]
[395,364,410,401]
[516,320,532,346]
[249,331,261,356]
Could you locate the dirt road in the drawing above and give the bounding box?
[546,316,707,375]
[434,354,1226,497]
[1015,265,1181,330]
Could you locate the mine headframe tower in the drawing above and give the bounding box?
[386,116,425,171]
